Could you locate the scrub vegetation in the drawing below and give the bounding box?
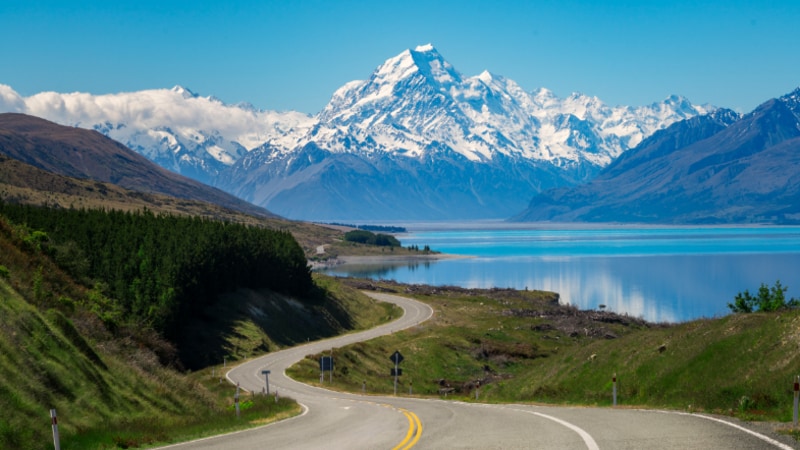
[289,279,800,425]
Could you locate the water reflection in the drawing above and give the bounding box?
[321,253,800,323]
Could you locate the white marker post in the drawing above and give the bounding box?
[475,381,480,400]
[793,375,799,428]
[50,409,60,450]
[261,370,271,396]
[612,373,617,406]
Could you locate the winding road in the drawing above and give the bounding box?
[160,293,798,449]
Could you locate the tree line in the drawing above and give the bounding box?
[0,201,313,335]
[343,229,401,247]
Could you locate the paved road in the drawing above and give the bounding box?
[160,292,798,449]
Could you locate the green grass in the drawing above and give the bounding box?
[0,273,396,449]
[288,281,800,423]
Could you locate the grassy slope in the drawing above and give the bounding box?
[0,213,398,450]
[0,277,224,449]
[289,281,800,424]
[176,274,400,369]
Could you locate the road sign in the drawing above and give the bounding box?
[389,350,404,365]
[390,351,404,396]
[320,356,334,371]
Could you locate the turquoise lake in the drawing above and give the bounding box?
[318,224,800,322]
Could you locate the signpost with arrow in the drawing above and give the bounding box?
[390,350,404,395]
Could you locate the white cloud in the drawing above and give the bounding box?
[0,84,26,113]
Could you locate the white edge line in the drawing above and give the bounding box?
[154,402,310,449]
[526,410,600,450]
[659,411,795,450]
[451,402,599,450]
[182,294,431,448]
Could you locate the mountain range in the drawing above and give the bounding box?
[513,89,800,224]
[0,45,711,221]
[0,113,276,219]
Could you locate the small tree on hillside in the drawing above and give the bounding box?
[728,280,800,313]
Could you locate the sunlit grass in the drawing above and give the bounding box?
[289,281,800,423]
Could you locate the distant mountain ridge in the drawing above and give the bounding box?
[0,45,711,220]
[513,88,800,224]
[0,113,278,219]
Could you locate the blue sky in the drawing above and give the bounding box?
[2,0,798,114]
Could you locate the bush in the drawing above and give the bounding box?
[728,280,800,313]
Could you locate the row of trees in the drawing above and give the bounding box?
[343,229,401,247]
[0,202,313,335]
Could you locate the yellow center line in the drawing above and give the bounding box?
[391,408,423,450]
[405,410,423,449]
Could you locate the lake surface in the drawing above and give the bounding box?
[318,224,800,322]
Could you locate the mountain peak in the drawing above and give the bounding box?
[170,85,197,99]
[778,86,800,112]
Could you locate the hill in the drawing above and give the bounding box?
[0,114,423,262]
[0,202,398,448]
[290,280,800,433]
[0,112,277,219]
[514,88,800,224]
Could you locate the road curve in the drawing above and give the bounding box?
[160,292,798,449]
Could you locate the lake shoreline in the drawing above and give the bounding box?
[310,252,472,270]
[315,226,800,323]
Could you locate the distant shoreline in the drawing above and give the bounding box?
[310,252,471,270]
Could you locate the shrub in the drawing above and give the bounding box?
[728,280,800,313]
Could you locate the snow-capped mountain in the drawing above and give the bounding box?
[0,45,713,220]
[0,84,314,184]
[513,86,800,224]
[312,44,710,168]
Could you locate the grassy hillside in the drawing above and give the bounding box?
[0,203,398,448]
[176,275,399,369]
[289,280,800,425]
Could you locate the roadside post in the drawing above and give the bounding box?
[390,350,404,396]
[235,382,240,418]
[50,409,60,450]
[261,370,271,396]
[475,381,480,400]
[612,373,617,406]
[320,355,334,384]
[793,375,799,427]
[409,380,413,396]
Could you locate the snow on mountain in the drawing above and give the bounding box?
[0,83,313,183]
[313,45,712,169]
[0,45,714,219]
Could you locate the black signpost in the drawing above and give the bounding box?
[390,350,404,395]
